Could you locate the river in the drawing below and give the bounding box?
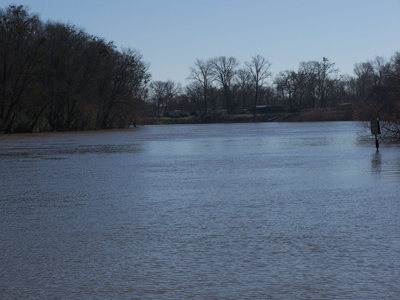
[1,122,400,299]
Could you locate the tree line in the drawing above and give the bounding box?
[2,5,400,138]
[151,54,400,138]
[0,5,150,133]
[150,55,273,122]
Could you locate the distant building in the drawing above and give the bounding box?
[337,102,352,111]
[252,105,284,114]
[167,110,190,118]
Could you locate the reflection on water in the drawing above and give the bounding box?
[60,144,145,155]
[371,149,400,176]
[1,122,400,299]
[372,152,382,174]
[0,131,145,159]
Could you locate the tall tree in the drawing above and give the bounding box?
[275,70,297,111]
[210,56,238,115]
[245,55,271,121]
[297,61,318,108]
[185,81,204,116]
[235,68,252,113]
[315,57,340,108]
[382,52,400,137]
[0,5,44,133]
[149,81,166,117]
[0,5,151,133]
[164,80,181,114]
[41,23,106,130]
[188,59,213,118]
[98,47,150,128]
[356,55,400,138]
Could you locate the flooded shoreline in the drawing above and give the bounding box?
[1,122,400,299]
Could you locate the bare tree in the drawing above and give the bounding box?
[0,5,44,133]
[0,5,151,133]
[210,56,239,115]
[377,53,400,138]
[354,55,400,138]
[107,48,150,128]
[149,81,166,117]
[236,68,252,113]
[315,57,340,108]
[298,61,318,108]
[275,70,296,111]
[185,81,204,117]
[91,47,149,129]
[245,55,271,121]
[188,59,213,118]
[164,80,181,113]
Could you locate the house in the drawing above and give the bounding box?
[167,110,190,118]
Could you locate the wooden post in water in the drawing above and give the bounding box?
[370,119,381,152]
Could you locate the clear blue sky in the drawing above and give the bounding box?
[2,0,400,85]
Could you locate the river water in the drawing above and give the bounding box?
[1,122,400,299]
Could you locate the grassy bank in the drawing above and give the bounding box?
[146,114,264,125]
[144,109,354,125]
[276,108,353,122]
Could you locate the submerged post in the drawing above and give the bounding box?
[375,134,379,152]
[370,119,381,152]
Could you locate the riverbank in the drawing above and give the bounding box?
[146,108,355,125]
[0,109,356,134]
